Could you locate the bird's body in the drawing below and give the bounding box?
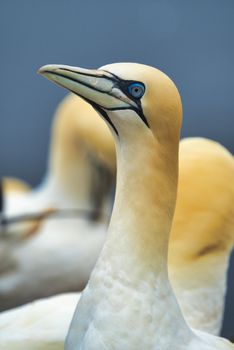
[0,95,115,310]
[0,214,105,310]
[0,292,233,350]
[0,293,79,350]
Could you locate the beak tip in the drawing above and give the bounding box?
[37,64,58,76]
[37,68,42,75]
[37,65,47,76]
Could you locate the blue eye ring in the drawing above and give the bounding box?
[127,83,145,99]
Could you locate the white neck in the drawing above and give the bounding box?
[66,127,193,349]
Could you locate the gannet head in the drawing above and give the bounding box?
[39,63,182,147]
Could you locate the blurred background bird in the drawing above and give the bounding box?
[0,177,31,235]
[0,177,51,240]
[0,177,34,279]
[0,94,116,310]
[169,138,234,335]
[0,0,233,339]
[2,178,30,194]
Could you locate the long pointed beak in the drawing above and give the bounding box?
[38,64,134,110]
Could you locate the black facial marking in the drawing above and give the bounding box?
[43,70,106,95]
[90,103,119,136]
[102,70,149,128]
[135,107,150,128]
[59,67,102,79]
[66,89,119,136]
[61,67,119,84]
[44,68,149,131]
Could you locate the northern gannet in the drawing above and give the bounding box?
[169,137,234,335]
[37,62,233,350]
[0,94,115,310]
[0,65,233,348]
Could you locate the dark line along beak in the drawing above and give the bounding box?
[38,64,138,111]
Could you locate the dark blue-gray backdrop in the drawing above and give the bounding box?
[0,0,233,338]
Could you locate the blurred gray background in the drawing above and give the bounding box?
[0,0,233,338]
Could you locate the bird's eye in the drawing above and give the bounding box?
[128,83,145,99]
